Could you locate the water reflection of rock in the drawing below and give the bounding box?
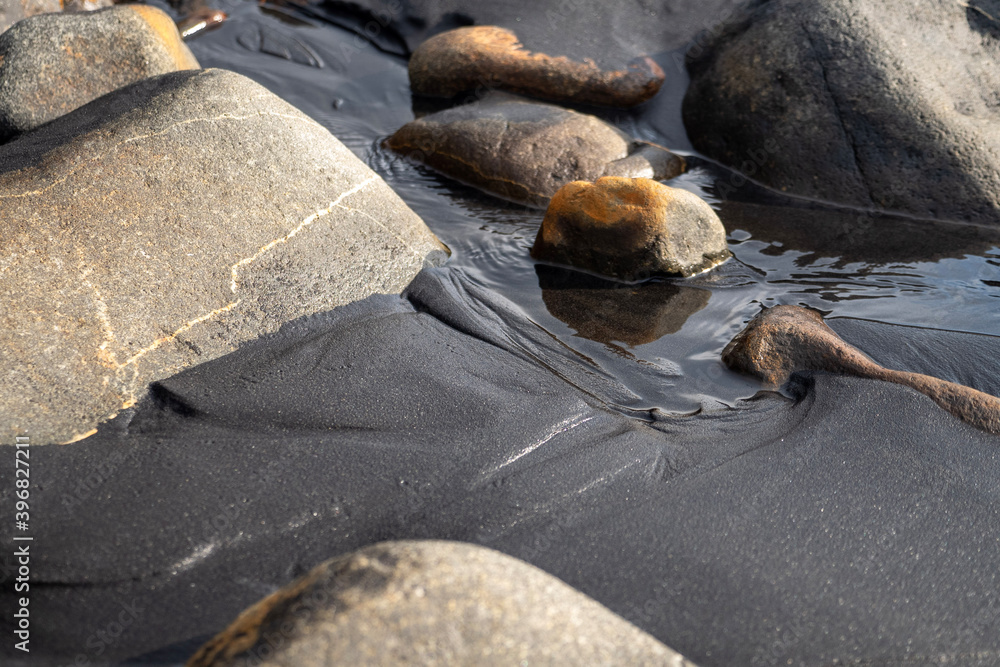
[537,265,710,347]
[720,201,1000,266]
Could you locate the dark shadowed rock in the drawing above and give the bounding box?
[531,176,729,280]
[538,265,710,346]
[723,305,1000,434]
[386,93,685,208]
[409,25,664,108]
[684,0,1000,225]
[187,540,695,667]
[0,68,447,444]
[0,0,59,35]
[0,5,199,141]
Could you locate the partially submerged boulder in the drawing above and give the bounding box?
[0,68,448,444]
[386,93,685,207]
[187,540,696,667]
[531,177,730,280]
[0,4,198,141]
[683,0,1000,225]
[409,25,664,108]
[723,306,1000,434]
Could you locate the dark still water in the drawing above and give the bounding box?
[186,0,1000,415]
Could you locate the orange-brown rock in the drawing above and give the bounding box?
[722,305,1000,435]
[386,93,685,208]
[0,5,199,140]
[531,177,730,280]
[409,25,664,108]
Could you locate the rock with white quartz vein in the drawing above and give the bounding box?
[0,68,448,445]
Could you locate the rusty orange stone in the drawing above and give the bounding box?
[409,25,664,108]
[531,176,730,280]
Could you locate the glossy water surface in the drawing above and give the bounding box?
[184,0,1000,416]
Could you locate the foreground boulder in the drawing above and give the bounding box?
[723,306,1000,434]
[531,177,730,280]
[187,540,695,666]
[683,0,1000,225]
[0,68,447,444]
[409,25,664,108]
[386,93,685,207]
[0,4,198,141]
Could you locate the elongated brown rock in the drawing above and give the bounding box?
[723,305,1000,434]
[409,25,664,108]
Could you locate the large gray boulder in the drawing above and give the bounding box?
[187,540,696,667]
[683,0,1000,225]
[0,5,199,141]
[0,68,447,445]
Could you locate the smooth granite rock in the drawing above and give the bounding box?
[386,93,685,208]
[0,0,59,35]
[408,25,664,108]
[723,305,1000,434]
[684,0,1000,225]
[0,67,448,444]
[187,540,695,667]
[531,176,729,280]
[0,4,199,141]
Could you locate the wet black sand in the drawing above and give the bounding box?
[2,1,1000,665]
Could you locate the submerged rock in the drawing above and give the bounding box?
[386,93,685,207]
[187,540,695,667]
[723,306,1000,434]
[531,177,730,280]
[0,68,447,445]
[409,25,664,108]
[0,5,198,141]
[684,0,1000,225]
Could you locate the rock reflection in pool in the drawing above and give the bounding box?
[537,264,710,349]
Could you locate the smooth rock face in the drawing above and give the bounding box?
[409,25,664,108]
[187,540,695,667]
[0,68,448,445]
[684,0,1000,225]
[386,93,685,207]
[0,5,199,141]
[531,177,730,280]
[723,305,1000,434]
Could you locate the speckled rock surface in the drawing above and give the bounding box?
[0,4,199,141]
[0,67,448,444]
[532,176,729,280]
[386,93,685,207]
[723,305,1000,434]
[409,25,664,108]
[684,0,1000,225]
[187,540,696,667]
